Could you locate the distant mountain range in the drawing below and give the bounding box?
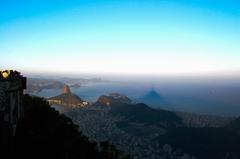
[59,77,109,85]
[26,78,66,93]
[26,77,110,93]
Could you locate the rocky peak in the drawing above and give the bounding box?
[63,85,71,94]
[94,93,132,106]
[109,93,132,103]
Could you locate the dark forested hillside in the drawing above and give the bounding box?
[157,124,240,159]
[110,103,182,128]
[6,95,128,159]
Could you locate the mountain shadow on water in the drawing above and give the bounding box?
[137,89,172,110]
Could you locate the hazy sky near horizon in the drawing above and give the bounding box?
[0,0,239,75]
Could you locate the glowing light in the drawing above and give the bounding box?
[2,70,10,78]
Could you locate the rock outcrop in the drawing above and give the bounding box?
[63,85,71,94]
[94,93,132,106]
[48,86,88,107]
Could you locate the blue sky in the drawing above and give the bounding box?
[0,0,239,75]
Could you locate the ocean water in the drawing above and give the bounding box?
[32,81,240,117]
